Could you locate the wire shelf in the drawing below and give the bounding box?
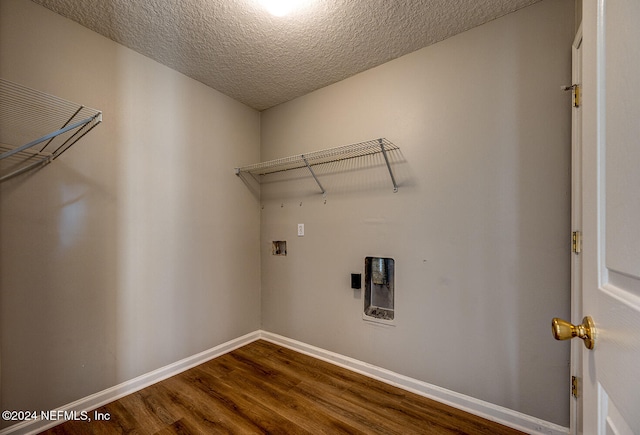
[0,78,102,182]
[235,138,400,194]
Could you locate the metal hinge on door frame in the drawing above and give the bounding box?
[571,376,579,398]
[572,231,582,254]
[562,84,581,107]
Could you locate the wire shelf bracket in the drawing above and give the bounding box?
[0,78,102,182]
[235,138,400,194]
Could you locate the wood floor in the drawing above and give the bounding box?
[41,340,524,434]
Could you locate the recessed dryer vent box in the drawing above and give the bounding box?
[363,257,395,325]
[272,241,287,256]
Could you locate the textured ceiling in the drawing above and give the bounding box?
[31,0,541,111]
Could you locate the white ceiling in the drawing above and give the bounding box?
[31,0,541,111]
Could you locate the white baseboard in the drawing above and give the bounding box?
[260,331,569,435]
[2,329,568,435]
[0,331,261,435]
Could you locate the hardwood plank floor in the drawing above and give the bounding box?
[40,340,524,434]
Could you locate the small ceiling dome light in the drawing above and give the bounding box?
[258,0,308,16]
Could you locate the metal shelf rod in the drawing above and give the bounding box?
[40,105,84,153]
[379,138,398,193]
[302,155,325,195]
[0,115,98,160]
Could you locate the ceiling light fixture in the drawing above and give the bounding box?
[258,0,308,17]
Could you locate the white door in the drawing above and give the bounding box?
[579,0,640,433]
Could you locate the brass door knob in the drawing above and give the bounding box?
[551,316,596,350]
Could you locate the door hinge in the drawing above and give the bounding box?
[573,84,581,107]
[562,84,581,108]
[572,231,582,254]
[571,376,579,398]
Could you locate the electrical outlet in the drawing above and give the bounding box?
[297,223,304,236]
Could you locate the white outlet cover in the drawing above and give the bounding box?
[297,223,304,236]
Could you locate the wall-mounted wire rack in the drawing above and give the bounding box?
[235,138,400,194]
[0,78,102,182]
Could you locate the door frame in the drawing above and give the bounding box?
[569,21,583,435]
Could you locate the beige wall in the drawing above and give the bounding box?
[0,0,261,425]
[1,0,575,429]
[260,0,574,426]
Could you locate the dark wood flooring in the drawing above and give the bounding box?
[41,340,524,434]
